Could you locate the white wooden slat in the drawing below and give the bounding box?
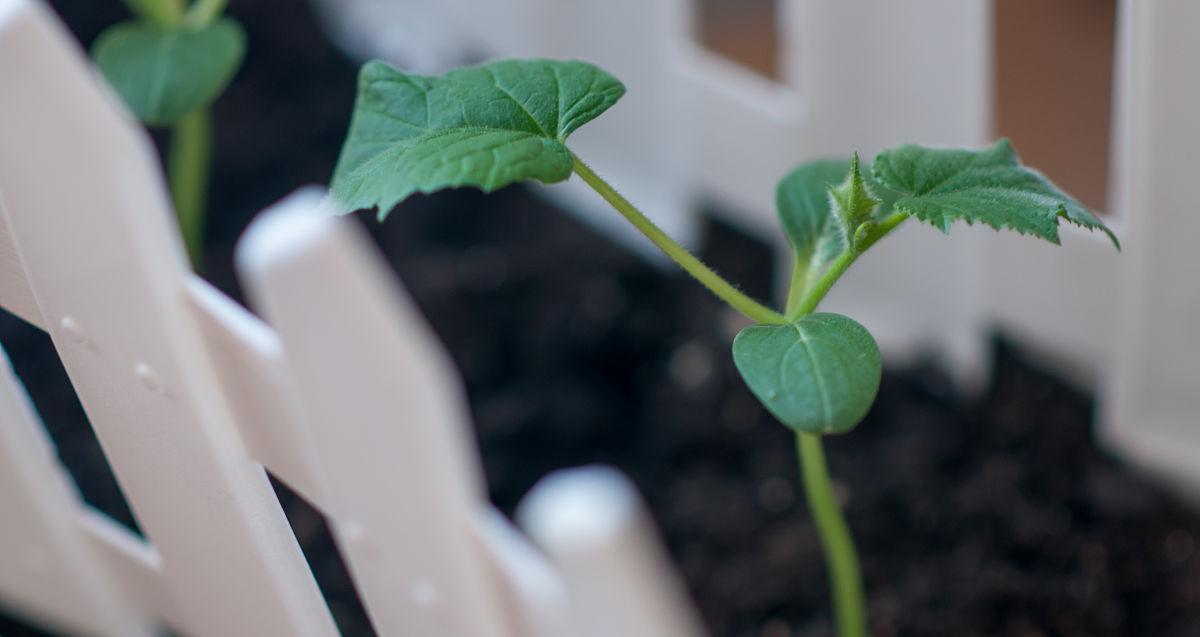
[236,190,511,636]
[1102,0,1200,495]
[0,197,41,328]
[982,223,1124,385]
[0,2,338,634]
[0,345,154,637]
[186,277,326,504]
[473,507,571,637]
[77,507,179,629]
[518,466,707,637]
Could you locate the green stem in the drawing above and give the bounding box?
[168,109,212,268]
[123,0,186,25]
[797,432,867,637]
[786,210,908,636]
[571,153,786,325]
[788,212,908,321]
[784,255,809,316]
[791,249,855,319]
[184,0,230,26]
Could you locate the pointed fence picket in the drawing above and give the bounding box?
[0,1,706,635]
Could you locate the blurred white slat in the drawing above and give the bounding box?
[1103,0,1200,495]
[236,190,511,637]
[0,204,41,328]
[0,2,338,634]
[0,345,154,637]
[518,466,707,637]
[473,507,572,637]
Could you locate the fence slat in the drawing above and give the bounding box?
[518,466,707,637]
[237,190,511,636]
[473,507,571,637]
[0,345,153,637]
[1103,0,1200,493]
[77,507,179,629]
[0,204,41,328]
[186,277,326,504]
[0,2,338,634]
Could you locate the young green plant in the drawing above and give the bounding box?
[330,59,1119,637]
[92,0,246,266]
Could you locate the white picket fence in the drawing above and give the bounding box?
[318,0,1200,494]
[1,0,1198,633]
[0,1,708,635]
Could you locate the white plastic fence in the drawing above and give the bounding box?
[318,0,1200,494]
[0,1,706,635]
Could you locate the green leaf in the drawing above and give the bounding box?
[331,59,625,218]
[777,160,852,271]
[872,139,1119,249]
[92,19,245,127]
[732,313,881,435]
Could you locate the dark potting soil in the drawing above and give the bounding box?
[4,2,1199,636]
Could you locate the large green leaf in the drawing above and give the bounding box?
[331,59,626,218]
[872,139,1119,248]
[92,19,245,126]
[732,313,881,435]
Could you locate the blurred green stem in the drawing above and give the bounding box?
[185,0,230,26]
[168,108,211,268]
[123,0,185,25]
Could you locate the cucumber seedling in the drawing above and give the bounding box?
[331,58,1118,637]
[92,0,246,266]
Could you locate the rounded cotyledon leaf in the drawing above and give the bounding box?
[92,19,245,127]
[732,313,881,435]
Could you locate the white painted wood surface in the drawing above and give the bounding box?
[0,1,339,635]
[0,3,706,634]
[0,346,155,637]
[1100,0,1200,495]
[236,191,513,636]
[519,467,708,637]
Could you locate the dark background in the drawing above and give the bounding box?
[2,1,1198,636]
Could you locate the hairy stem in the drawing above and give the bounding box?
[788,212,908,321]
[784,255,809,316]
[572,153,786,325]
[786,209,908,637]
[168,108,212,268]
[797,432,867,637]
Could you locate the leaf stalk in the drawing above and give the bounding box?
[571,153,787,325]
